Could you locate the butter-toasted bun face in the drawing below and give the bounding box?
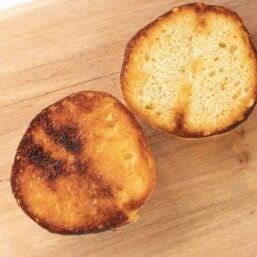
[11,91,156,234]
[121,3,257,137]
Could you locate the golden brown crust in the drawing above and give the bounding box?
[120,3,257,138]
[11,91,156,234]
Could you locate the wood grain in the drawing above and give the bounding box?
[1,0,257,256]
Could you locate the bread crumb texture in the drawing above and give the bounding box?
[121,3,257,137]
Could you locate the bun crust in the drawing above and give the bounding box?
[11,91,156,234]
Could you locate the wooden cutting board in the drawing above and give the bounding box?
[1,0,257,256]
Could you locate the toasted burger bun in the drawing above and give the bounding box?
[120,3,257,137]
[11,91,156,234]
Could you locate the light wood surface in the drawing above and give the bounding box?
[1,1,257,256]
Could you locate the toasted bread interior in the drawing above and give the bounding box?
[11,91,155,234]
[121,3,257,137]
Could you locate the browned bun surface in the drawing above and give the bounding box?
[120,3,257,137]
[11,91,156,234]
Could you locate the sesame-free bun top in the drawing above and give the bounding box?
[120,3,257,137]
[11,91,156,234]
